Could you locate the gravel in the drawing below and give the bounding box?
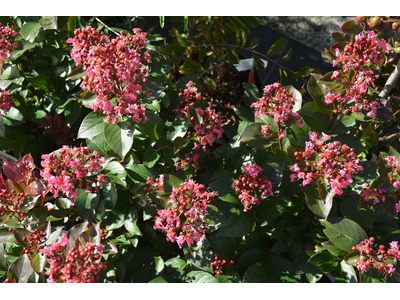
[259,16,356,52]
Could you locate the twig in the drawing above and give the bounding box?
[378,131,400,142]
[379,60,400,105]
[95,17,120,36]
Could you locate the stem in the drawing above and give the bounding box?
[327,113,339,132]
[95,17,120,36]
[190,43,308,83]
[378,60,400,104]
[155,143,173,151]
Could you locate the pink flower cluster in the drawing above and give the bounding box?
[175,81,224,151]
[361,187,388,205]
[174,152,199,170]
[353,237,398,276]
[153,179,216,249]
[42,233,108,283]
[289,132,363,195]
[67,26,151,125]
[232,163,274,212]
[40,146,106,201]
[0,23,18,63]
[329,31,387,117]
[251,82,303,139]
[143,175,164,193]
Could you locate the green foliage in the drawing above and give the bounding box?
[1,15,400,284]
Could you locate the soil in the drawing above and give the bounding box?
[202,67,252,126]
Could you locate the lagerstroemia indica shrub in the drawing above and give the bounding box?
[2,16,400,283]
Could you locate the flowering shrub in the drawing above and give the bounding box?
[2,15,400,284]
[153,179,216,249]
[68,26,150,124]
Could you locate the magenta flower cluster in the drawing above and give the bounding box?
[40,146,106,201]
[329,31,387,117]
[353,237,399,276]
[0,23,18,63]
[290,132,363,195]
[153,179,216,249]
[175,81,224,151]
[42,233,107,283]
[232,163,274,212]
[67,26,151,125]
[251,82,302,140]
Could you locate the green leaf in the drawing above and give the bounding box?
[75,190,99,220]
[328,134,364,155]
[243,82,259,107]
[243,261,275,282]
[341,20,363,35]
[104,161,127,187]
[20,22,41,41]
[235,29,246,47]
[307,74,333,114]
[0,228,16,243]
[209,177,238,204]
[303,251,339,274]
[261,163,284,190]
[298,102,331,134]
[11,40,35,60]
[104,119,134,159]
[8,254,33,283]
[277,48,293,63]
[167,118,188,141]
[163,174,184,193]
[105,206,126,231]
[302,182,333,219]
[126,164,158,183]
[266,37,286,57]
[2,106,25,126]
[66,65,86,81]
[249,36,260,49]
[39,16,57,29]
[236,248,268,268]
[320,217,368,252]
[240,122,278,149]
[143,148,161,168]
[207,232,236,258]
[254,196,289,225]
[124,206,142,236]
[30,252,46,273]
[217,209,254,237]
[66,222,89,253]
[183,271,218,283]
[343,250,360,266]
[252,53,266,71]
[78,112,105,140]
[321,240,348,257]
[332,32,346,42]
[318,71,346,92]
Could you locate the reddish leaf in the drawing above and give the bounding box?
[56,135,68,145]
[53,113,61,129]
[17,154,35,172]
[3,161,26,182]
[24,178,46,196]
[43,127,61,137]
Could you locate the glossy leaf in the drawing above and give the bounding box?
[307,74,333,114]
[320,217,368,252]
[209,177,238,204]
[266,37,286,57]
[104,119,134,159]
[240,122,278,149]
[183,271,217,283]
[217,209,254,237]
[298,102,331,133]
[124,206,142,236]
[303,251,339,274]
[243,261,275,283]
[302,182,333,219]
[78,112,105,140]
[8,254,33,283]
[341,20,363,35]
[20,22,41,41]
